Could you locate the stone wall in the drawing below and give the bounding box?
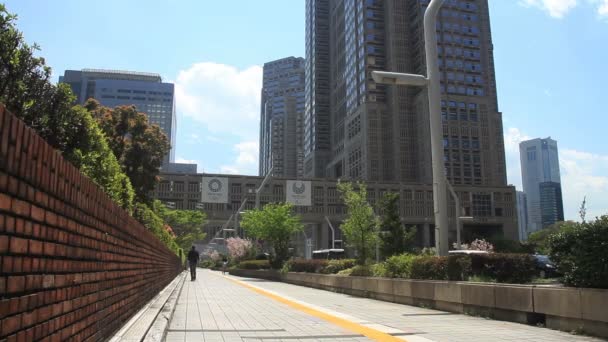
[0,105,182,341]
[230,269,608,338]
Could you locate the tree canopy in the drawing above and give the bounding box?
[152,200,207,251]
[241,203,303,268]
[337,181,378,265]
[85,100,170,202]
[378,192,416,258]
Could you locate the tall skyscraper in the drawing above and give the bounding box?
[516,191,529,240]
[259,57,306,178]
[59,69,177,165]
[304,0,507,187]
[519,137,563,233]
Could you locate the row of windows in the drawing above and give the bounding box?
[107,89,172,96]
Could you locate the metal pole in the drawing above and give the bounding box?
[424,0,448,256]
[324,216,335,249]
[446,181,461,250]
[255,166,274,209]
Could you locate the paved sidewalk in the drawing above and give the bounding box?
[166,269,603,342]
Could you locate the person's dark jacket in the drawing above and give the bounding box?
[187,249,199,264]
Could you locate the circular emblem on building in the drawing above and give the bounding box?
[208,179,223,193]
[292,181,306,195]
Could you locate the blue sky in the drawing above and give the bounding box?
[4,0,608,220]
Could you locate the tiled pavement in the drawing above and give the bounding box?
[165,269,604,342]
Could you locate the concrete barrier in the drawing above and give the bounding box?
[227,269,608,339]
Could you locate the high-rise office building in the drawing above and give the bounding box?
[519,137,563,233]
[304,0,507,187]
[539,181,564,228]
[259,57,306,178]
[516,191,528,241]
[59,69,177,165]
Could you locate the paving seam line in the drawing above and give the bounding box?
[108,271,186,342]
[220,272,434,342]
[145,271,188,341]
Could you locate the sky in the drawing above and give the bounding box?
[3,0,607,221]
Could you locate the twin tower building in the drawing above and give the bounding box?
[260,0,518,236]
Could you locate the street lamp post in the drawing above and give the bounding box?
[372,0,447,255]
[255,166,274,210]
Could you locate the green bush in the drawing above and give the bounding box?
[410,256,448,280]
[469,253,536,283]
[384,254,419,278]
[284,258,328,273]
[489,238,535,254]
[446,255,472,281]
[371,263,388,277]
[237,260,271,270]
[321,259,357,274]
[549,216,608,288]
[349,265,374,277]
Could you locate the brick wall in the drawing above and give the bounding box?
[0,104,182,341]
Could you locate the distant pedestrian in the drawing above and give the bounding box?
[222,259,228,275]
[187,246,200,281]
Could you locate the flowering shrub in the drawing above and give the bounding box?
[205,250,222,262]
[455,239,494,252]
[226,237,255,262]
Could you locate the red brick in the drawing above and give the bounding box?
[0,277,5,296]
[8,175,19,195]
[0,235,8,253]
[1,313,22,336]
[0,192,11,211]
[29,239,43,255]
[9,237,29,254]
[5,215,15,233]
[2,256,13,273]
[7,276,25,294]
[45,211,57,226]
[30,204,45,222]
[12,199,31,219]
[42,275,54,289]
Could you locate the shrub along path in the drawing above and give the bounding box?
[165,269,602,342]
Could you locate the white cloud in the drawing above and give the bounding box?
[520,0,578,18]
[219,140,259,175]
[599,0,608,18]
[559,149,608,220]
[504,127,531,189]
[175,62,262,140]
[175,157,198,164]
[520,0,608,20]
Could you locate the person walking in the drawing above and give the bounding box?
[222,259,228,275]
[187,245,200,281]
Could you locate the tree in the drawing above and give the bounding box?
[240,203,303,268]
[226,237,256,263]
[377,192,416,258]
[85,100,170,202]
[548,215,608,288]
[337,181,378,265]
[0,5,135,211]
[528,221,577,254]
[152,200,207,251]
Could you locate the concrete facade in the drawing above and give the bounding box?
[59,69,177,165]
[519,137,563,233]
[151,172,518,254]
[516,191,529,241]
[259,57,306,178]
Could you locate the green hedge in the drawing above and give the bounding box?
[237,260,271,270]
[321,259,357,274]
[549,216,608,288]
[384,254,419,278]
[284,258,328,273]
[469,253,536,283]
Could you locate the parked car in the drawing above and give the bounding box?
[533,254,560,278]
